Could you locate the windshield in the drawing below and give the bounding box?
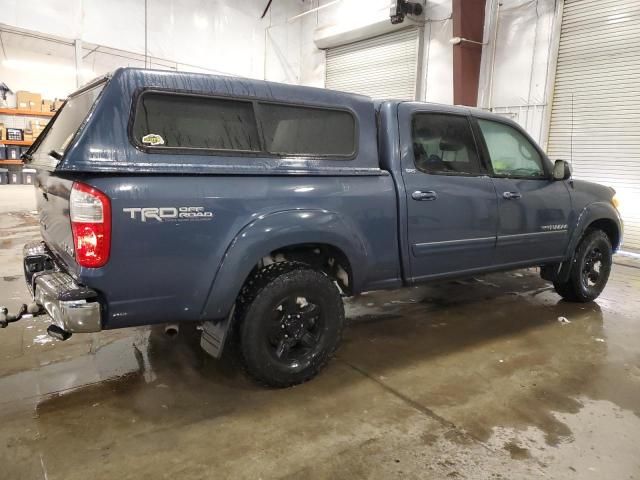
[33,83,104,159]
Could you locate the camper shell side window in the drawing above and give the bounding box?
[130,90,358,159]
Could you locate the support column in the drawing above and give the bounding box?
[452,0,486,106]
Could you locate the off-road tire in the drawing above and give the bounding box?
[234,261,344,388]
[553,229,612,303]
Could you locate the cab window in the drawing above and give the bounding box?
[477,119,546,178]
[411,113,481,175]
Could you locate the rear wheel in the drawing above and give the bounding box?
[235,262,344,387]
[553,229,612,302]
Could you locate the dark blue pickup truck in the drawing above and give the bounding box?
[8,68,622,386]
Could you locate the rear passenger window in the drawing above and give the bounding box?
[259,103,355,156]
[412,113,481,175]
[132,92,260,151]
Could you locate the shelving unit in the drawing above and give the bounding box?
[0,108,48,166]
[0,140,34,164]
[0,107,55,118]
[1,140,34,146]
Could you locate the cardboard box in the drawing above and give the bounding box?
[53,99,64,111]
[16,91,30,110]
[30,119,48,128]
[29,92,42,111]
[29,119,47,139]
[23,131,33,141]
[41,99,53,112]
[16,91,42,111]
[0,123,4,141]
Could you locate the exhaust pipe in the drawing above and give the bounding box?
[164,323,179,338]
[47,324,72,341]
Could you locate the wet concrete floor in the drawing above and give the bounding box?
[0,185,639,479]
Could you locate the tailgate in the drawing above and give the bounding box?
[35,170,77,270]
[28,82,106,273]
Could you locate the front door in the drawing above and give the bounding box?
[473,116,572,265]
[399,104,499,281]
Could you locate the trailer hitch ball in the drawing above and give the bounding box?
[0,304,28,328]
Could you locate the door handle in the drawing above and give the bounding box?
[412,190,437,201]
[503,191,522,200]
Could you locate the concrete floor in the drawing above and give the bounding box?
[1,185,639,480]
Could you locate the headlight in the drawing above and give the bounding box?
[612,193,621,211]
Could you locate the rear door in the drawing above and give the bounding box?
[473,116,572,265]
[398,104,499,281]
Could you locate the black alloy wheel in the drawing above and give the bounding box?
[553,229,612,303]
[235,262,344,387]
[268,295,324,364]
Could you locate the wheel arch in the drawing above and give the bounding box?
[545,202,623,284]
[201,209,369,321]
[585,218,621,252]
[567,201,622,256]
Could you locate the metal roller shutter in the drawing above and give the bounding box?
[325,28,420,100]
[547,0,640,251]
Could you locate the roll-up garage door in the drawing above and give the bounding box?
[325,28,419,100]
[547,0,640,251]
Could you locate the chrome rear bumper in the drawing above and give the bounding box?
[23,241,102,333]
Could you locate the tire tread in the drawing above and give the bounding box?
[234,261,343,387]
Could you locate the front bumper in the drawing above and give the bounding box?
[23,241,102,333]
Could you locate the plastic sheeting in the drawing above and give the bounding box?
[478,0,559,144]
[0,0,305,88]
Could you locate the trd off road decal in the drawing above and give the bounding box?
[141,133,165,146]
[123,206,214,222]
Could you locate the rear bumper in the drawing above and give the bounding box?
[23,241,102,333]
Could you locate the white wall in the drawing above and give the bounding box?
[0,0,306,98]
[1,0,457,105]
[478,0,560,145]
[1,0,559,119]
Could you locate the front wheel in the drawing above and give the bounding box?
[553,229,613,302]
[235,262,344,388]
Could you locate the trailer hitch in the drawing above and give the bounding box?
[0,303,43,328]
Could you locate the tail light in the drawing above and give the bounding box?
[70,182,111,268]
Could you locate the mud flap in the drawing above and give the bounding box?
[200,307,234,359]
[540,259,573,283]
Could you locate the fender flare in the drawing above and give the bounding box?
[564,201,622,257]
[546,201,623,283]
[201,209,369,321]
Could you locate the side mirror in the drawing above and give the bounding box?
[553,159,572,181]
